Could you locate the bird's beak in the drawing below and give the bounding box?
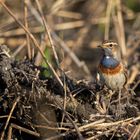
[97,45,102,48]
[97,45,105,56]
[97,45,104,51]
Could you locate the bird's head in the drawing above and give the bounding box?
[99,40,120,59]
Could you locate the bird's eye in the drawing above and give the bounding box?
[109,44,113,48]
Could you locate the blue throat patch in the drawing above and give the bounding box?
[101,56,119,68]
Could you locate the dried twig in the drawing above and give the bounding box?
[104,0,113,40]
[0,96,20,140]
[54,97,84,140]
[11,123,40,137]
[24,0,31,59]
[56,10,82,19]
[35,0,60,67]
[113,0,126,58]
[128,124,140,140]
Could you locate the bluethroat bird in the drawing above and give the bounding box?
[98,40,127,90]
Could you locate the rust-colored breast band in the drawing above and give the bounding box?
[99,63,122,75]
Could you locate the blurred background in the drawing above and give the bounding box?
[0,0,139,80]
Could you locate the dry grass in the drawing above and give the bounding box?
[0,0,139,140]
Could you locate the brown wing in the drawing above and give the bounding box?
[123,66,128,88]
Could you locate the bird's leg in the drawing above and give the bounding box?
[117,89,122,118]
[106,89,115,114]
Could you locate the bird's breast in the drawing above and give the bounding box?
[99,71,126,90]
[99,56,122,75]
[98,56,126,89]
[100,56,119,68]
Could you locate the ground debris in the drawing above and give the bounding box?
[0,45,140,140]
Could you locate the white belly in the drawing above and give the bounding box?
[100,72,126,90]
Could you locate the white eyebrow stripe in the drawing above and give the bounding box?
[104,42,118,46]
